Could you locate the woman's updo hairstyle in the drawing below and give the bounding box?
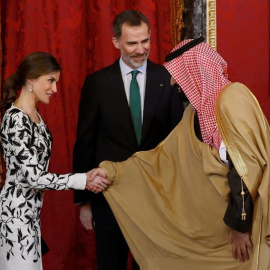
[2,52,61,107]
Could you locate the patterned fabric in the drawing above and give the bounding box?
[0,105,86,269]
[164,40,231,149]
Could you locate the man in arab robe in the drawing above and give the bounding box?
[90,38,270,270]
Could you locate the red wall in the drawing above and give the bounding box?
[217,0,270,120]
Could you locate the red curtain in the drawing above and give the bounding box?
[1,1,174,269]
[0,0,3,189]
[216,0,270,121]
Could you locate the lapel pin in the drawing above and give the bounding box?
[160,84,164,87]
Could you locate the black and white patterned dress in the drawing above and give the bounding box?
[0,105,86,270]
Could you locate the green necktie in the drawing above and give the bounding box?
[130,70,142,144]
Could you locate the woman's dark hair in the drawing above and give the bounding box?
[2,51,61,107]
[113,10,150,40]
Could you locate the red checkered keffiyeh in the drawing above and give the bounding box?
[164,40,231,149]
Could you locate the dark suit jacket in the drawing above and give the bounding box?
[73,59,184,228]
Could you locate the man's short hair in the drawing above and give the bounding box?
[113,10,150,39]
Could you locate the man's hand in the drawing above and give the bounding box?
[228,229,253,262]
[89,168,108,181]
[80,204,93,230]
[85,168,111,193]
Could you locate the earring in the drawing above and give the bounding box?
[29,83,33,92]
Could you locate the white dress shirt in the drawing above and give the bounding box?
[119,57,147,122]
[219,140,228,165]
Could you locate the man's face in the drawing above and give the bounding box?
[170,76,189,102]
[170,77,177,87]
[112,22,150,69]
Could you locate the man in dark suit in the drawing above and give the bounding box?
[73,10,184,270]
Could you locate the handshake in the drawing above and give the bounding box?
[85,168,111,193]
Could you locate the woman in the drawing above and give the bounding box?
[0,52,110,270]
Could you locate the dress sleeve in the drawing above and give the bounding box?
[1,110,86,191]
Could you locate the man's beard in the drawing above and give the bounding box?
[174,85,189,102]
[122,50,149,69]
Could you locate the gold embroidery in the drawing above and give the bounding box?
[255,214,263,269]
[206,0,217,50]
[240,180,246,220]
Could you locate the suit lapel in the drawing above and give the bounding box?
[141,61,164,143]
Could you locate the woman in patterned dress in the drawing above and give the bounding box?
[0,52,110,270]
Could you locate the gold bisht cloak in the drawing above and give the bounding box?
[100,83,270,270]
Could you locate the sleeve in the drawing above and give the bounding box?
[73,75,99,204]
[215,84,266,233]
[1,111,86,191]
[223,154,253,233]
